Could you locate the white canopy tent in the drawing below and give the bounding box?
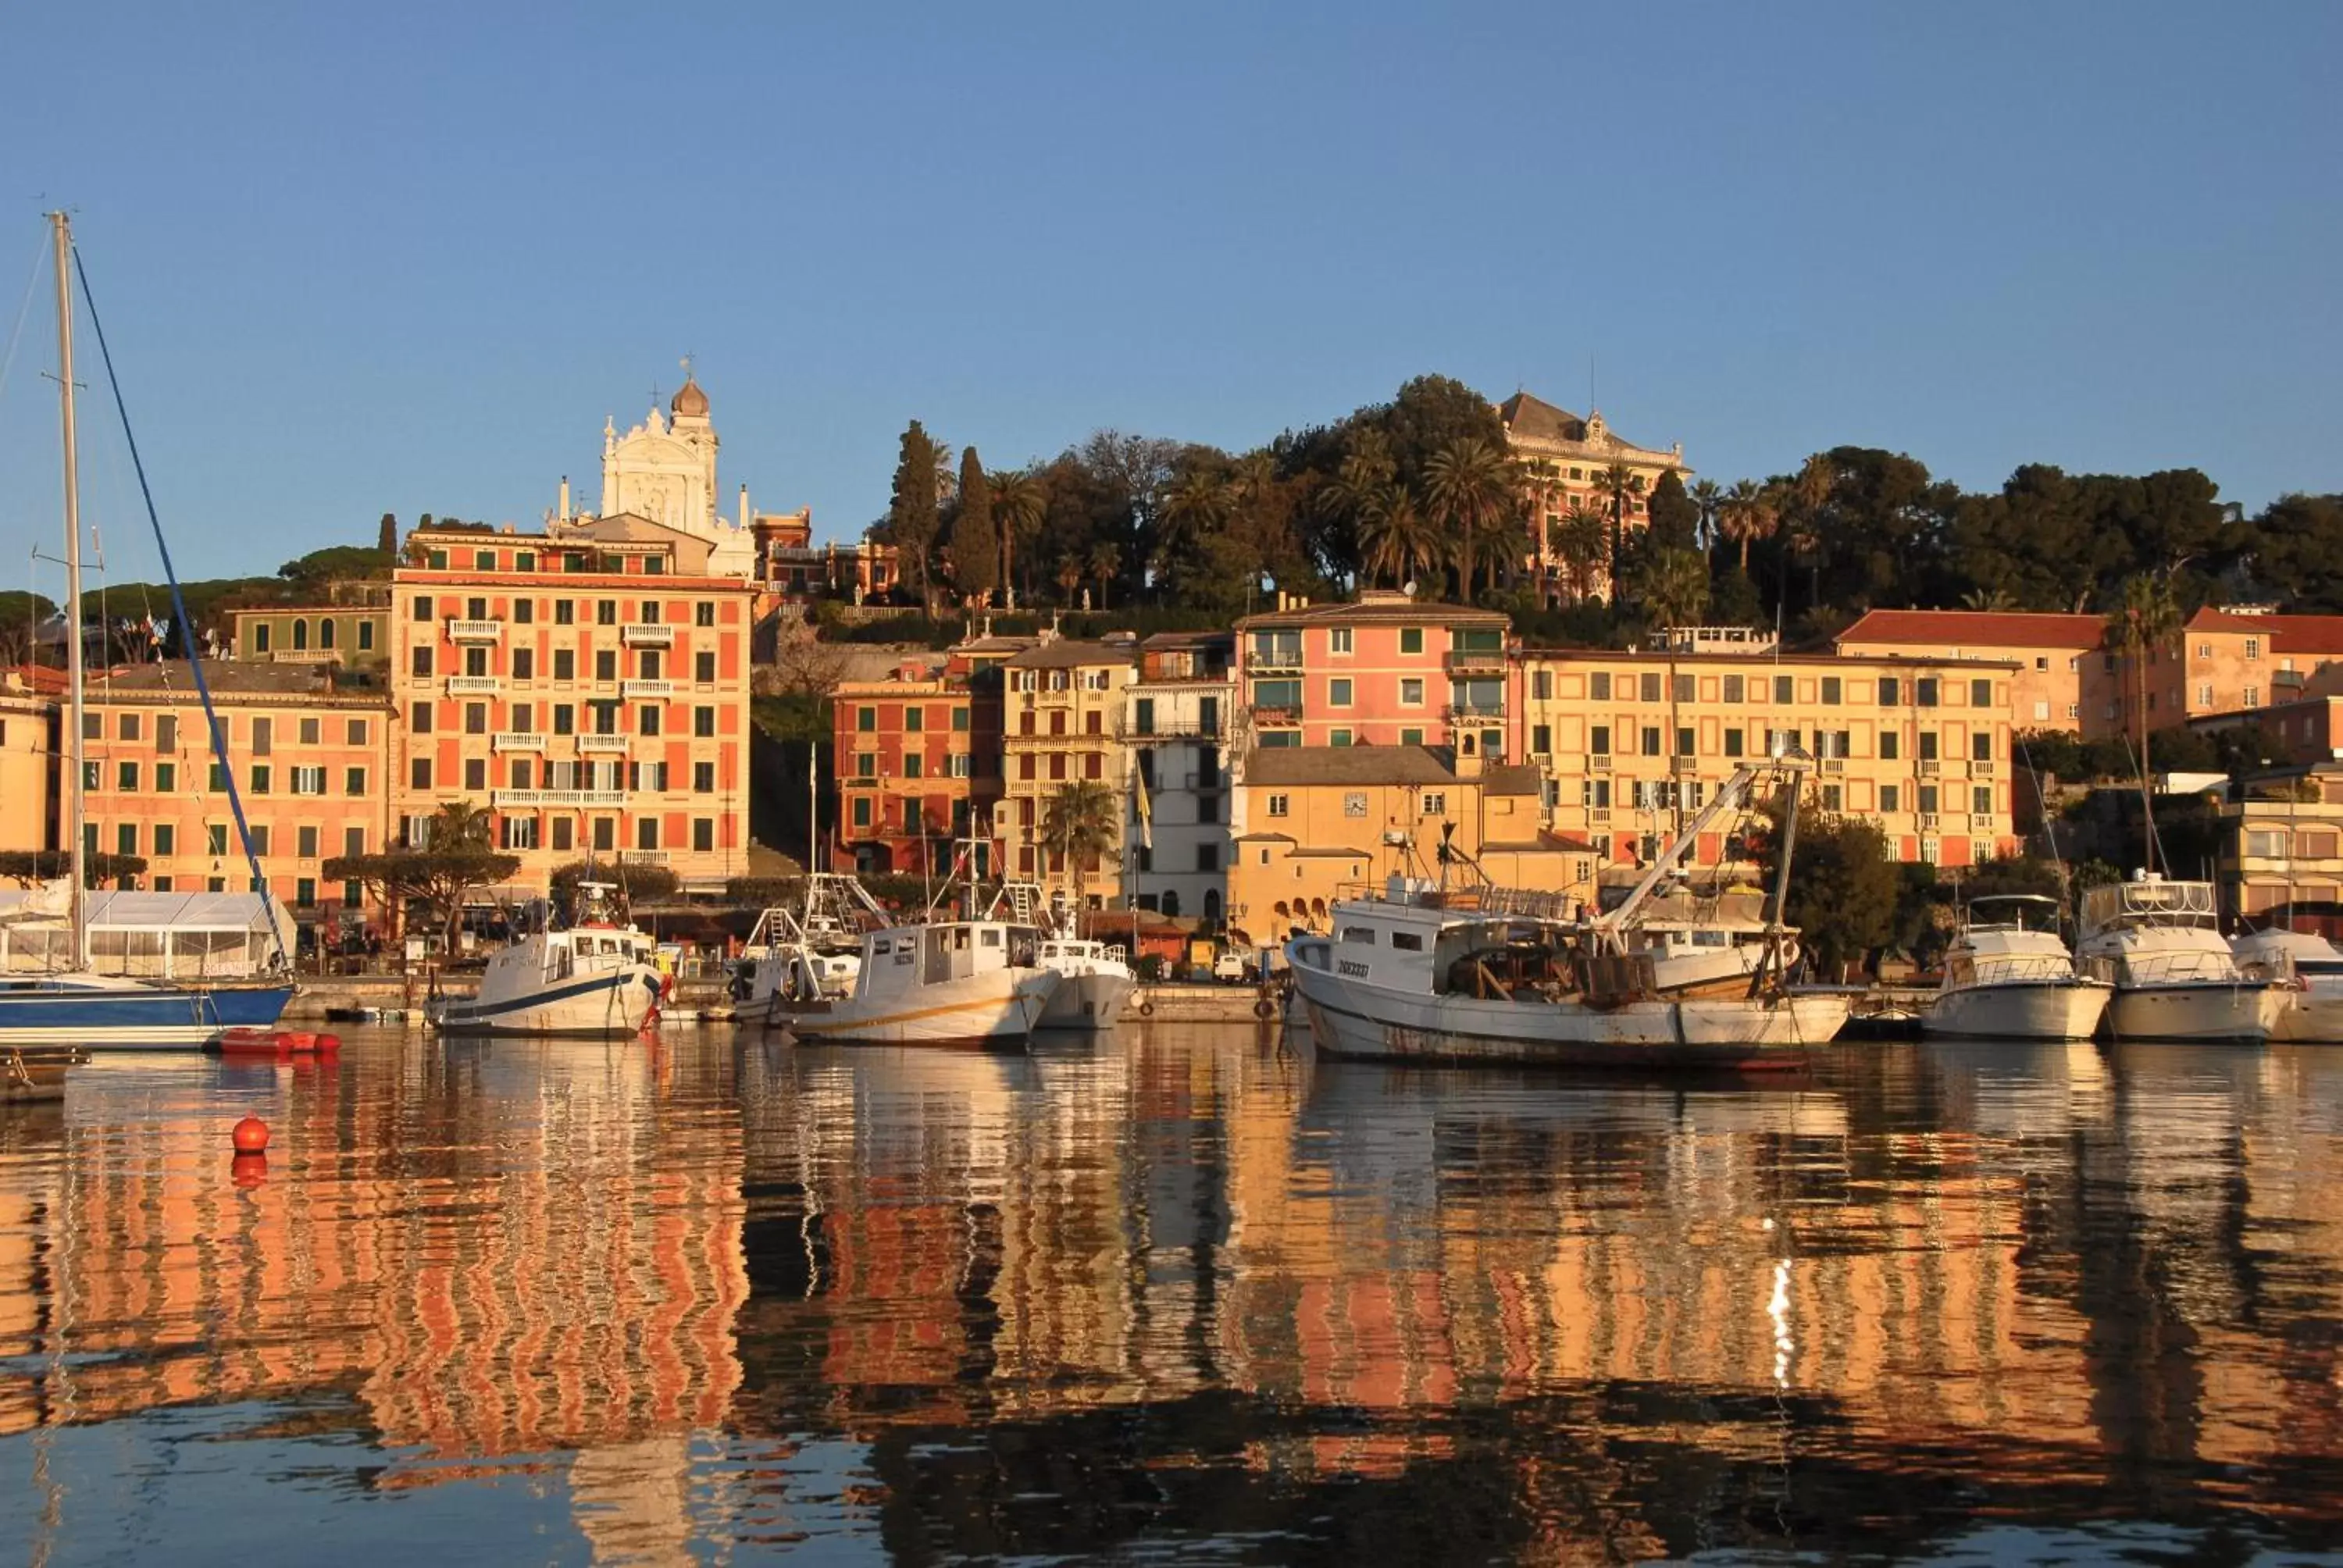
[0,889,282,978]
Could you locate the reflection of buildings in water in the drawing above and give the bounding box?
[733,1042,1144,1428]
[1216,1057,2343,1493]
[0,1042,746,1470]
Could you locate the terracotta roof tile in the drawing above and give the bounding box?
[1835,608,2109,650]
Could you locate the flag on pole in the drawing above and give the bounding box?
[1135,764,1154,851]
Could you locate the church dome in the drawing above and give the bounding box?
[671,377,708,419]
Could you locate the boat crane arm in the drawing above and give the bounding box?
[1591,765,1762,946]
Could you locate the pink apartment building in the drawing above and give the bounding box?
[1232,591,1513,757]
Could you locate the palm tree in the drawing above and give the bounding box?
[1960,585,2016,611]
[1787,452,1835,607]
[1689,478,1724,552]
[1157,471,1230,572]
[429,799,493,851]
[1039,778,1122,905]
[1423,437,1518,602]
[1088,543,1120,611]
[1592,462,1646,583]
[1556,501,1611,603]
[1716,479,1776,573]
[1312,429,1396,587]
[990,468,1046,608]
[2109,572,2183,872]
[1055,554,1083,607]
[1628,547,1711,633]
[1359,487,1440,590]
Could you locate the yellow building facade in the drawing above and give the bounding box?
[1229,747,1581,943]
[0,678,55,854]
[999,640,1136,907]
[1515,645,2024,868]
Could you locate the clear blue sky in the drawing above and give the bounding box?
[2,2,2335,586]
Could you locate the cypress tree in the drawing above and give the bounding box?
[886,422,941,606]
[954,447,998,602]
[377,512,397,554]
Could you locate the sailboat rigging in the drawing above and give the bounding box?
[0,213,294,1048]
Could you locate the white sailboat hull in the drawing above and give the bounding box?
[1924,979,2113,1042]
[1290,958,1849,1069]
[2102,982,2274,1044]
[775,968,1060,1049]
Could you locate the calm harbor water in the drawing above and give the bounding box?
[0,1025,2338,1565]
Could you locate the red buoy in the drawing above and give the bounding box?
[232,1115,270,1153]
[316,1033,341,1054]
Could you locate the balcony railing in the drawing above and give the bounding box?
[1443,648,1507,675]
[1247,649,1303,675]
[577,733,629,753]
[448,618,502,643]
[269,648,341,664]
[1919,812,1941,829]
[620,679,675,698]
[1444,703,1505,721]
[621,623,674,647]
[1592,754,1613,771]
[492,732,545,752]
[617,848,669,865]
[1119,715,1224,740]
[1250,704,1301,725]
[1971,760,1997,777]
[1917,758,1942,775]
[445,675,501,695]
[1588,807,1613,826]
[1818,757,1847,774]
[1670,756,1699,775]
[493,789,626,808]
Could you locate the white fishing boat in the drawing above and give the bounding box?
[1629,915,1795,997]
[1287,760,1852,1069]
[2231,927,2343,1042]
[1923,894,2113,1042]
[430,884,665,1037]
[2075,873,2274,1043]
[1033,935,1136,1028]
[736,874,882,1011]
[765,917,1061,1050]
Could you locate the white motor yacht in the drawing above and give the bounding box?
[1924,894,2113,1042]
[2231,927,2343,1042]
[2075,873,2275,1043]
[431,884,665,1037]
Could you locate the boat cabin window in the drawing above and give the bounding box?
[982,928,1002,947]
[873,939,891,956]
[1341,927,1376,944]
[1692,931,1728,948]
[1391,932,1425,951]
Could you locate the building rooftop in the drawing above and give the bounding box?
[1244,744,1460,787]
[2188,607,2343,655]
[84,661,386,700]
[1835,608,2110,650]
[1237,590,1507,631]
[1496,390,1684,467]
[1005,640,1133,669]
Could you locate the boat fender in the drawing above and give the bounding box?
[1254,997,1276,1019]
[1138,1001,1155,1018]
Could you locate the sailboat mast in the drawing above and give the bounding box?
[52,212,86,954]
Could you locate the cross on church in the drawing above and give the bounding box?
[681,351,695,381]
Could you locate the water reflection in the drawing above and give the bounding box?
[0,1028,2335,1563]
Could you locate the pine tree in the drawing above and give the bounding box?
[886,422,941,608]
[954,447,998,602]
